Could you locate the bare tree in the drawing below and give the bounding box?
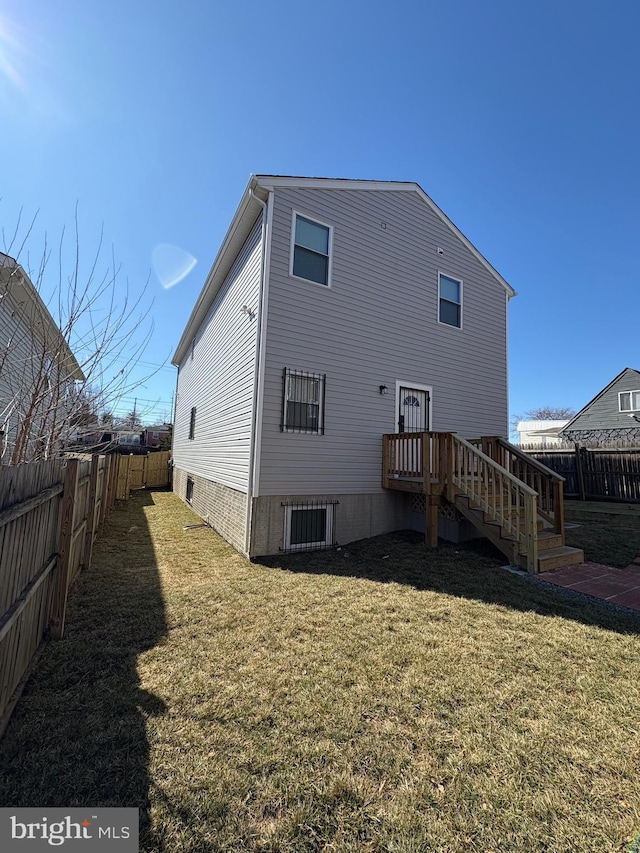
[509,406,576,441]
[0,208,163,464]
[524,406,576,420]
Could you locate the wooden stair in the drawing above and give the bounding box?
[453,491,584,572]
[383,431,586,574]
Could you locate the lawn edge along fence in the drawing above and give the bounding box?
[0,450,171,737]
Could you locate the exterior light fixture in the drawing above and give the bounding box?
[379,385,388,395]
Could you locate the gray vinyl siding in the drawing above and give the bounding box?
[257,187,508,496]
[564,368,640,434]
[172,216,262,493]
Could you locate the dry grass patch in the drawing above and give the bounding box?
[0,492,639,852]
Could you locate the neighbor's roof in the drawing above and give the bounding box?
[562,367,640,431]
[172,175,517,366]
[517,420,570,432]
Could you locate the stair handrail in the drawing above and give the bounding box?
[448,434,538,572]
[479,437,565,538]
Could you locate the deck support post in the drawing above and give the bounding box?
[425,497,439,547]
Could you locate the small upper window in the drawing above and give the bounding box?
[619,390,640,412]
[439,273,462,328]
[282,368,325,434]
[291,213,331,286]
[189,407,196,439]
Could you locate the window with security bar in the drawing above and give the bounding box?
[282,500,338,552]
[282,368,326,433]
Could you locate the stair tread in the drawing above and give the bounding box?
[539,546,584,558]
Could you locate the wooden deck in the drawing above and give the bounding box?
[383,432,584,573]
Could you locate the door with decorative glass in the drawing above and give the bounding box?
[398,386,430,433]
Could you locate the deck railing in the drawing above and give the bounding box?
[382,431,449,494]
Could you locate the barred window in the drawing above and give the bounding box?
[186,476,194,504]
[282,368,325,434]
[282,500,338,552]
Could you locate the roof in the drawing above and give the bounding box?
[172,175,516,365]
[517,420,569,432]
[0,252,85,381]
[562,368,640,432]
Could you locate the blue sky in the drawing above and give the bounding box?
[1,0,639,427]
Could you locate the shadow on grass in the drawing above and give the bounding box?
[0,491,167,846]
[260,530,640,636]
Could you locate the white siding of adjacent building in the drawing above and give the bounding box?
[256,186,509,496]
[0,270,80,463]
[517,420,569,446]
[172,216,262,493]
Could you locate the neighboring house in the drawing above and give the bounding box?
[561,368,640,445]
[517,420,569,447]
[0,252,84,464]
[144,424,171,448]
[171,175,518,557]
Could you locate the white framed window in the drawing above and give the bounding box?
[438,273,462,328]
[290,212,332,287]
[282,368,325,434]
[283,501,336,551]
[619,390,640,412]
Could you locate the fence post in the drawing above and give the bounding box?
[50,458,79,640]
[99,455,111,527]
[126,454,133,499]
[574,443,586,501]
[81,455,100,573]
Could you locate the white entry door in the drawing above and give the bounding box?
[398,386,430,433]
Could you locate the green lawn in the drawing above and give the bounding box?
[564,505,640,568]
[1,492,639,852]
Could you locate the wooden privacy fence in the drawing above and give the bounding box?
[527,445,640,502]
[0,449,171,736]
[116,450,172,498]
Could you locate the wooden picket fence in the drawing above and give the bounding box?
[0,449,171,736]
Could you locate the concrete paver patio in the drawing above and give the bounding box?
[537,559,640,612]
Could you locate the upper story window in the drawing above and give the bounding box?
[189,406,196,439]
[282,368,325,434]
[291,213,332,286]
[438,273,462,328]
[619,390,640,412]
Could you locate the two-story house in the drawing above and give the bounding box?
[172,175,527,559]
